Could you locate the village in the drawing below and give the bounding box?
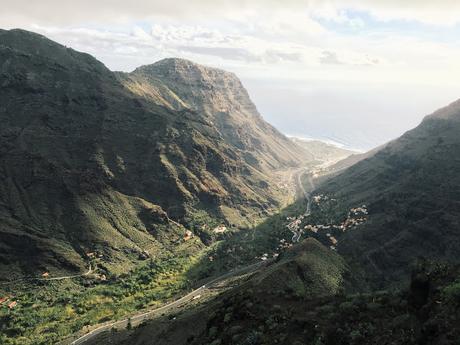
[285,193,369,251]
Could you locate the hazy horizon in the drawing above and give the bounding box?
[3,0,460,151]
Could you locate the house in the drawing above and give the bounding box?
[42,272,49,278]
[213,225,227,233]
[184,230,193,241]
[0,297,9,305]
[8,301,17,309]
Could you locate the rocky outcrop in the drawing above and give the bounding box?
[119,58,311,171]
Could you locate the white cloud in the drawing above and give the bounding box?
[2,0,460,27]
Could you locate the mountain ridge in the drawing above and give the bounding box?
[118,57,311,171]
[313,97,460,288]
[0,28,308,280]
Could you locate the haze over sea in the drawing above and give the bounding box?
[244,78,460,152]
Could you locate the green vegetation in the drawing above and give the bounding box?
[442,280,460,302]
[186,201,307,280]
[0,244,208,345]
[112,260,460,345]
[0,28,314,344]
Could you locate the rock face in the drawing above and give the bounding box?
[0,29,307,279]
[119,58,310,171]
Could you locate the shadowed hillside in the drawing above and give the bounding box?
[314,99,460,288]
[0,29,309,280]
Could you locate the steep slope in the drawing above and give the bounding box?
[0,29,306,280]
[314,99,460,287]
[118,58,311,172]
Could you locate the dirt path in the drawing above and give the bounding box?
[0,264,93,286]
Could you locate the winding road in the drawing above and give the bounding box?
[65,261,266,345]
[297,169,315,216]
[290,168,316,242]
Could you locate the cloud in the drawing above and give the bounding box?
[1,1,459,96]
[1,1,459,152]
[2,0,460,28]
[178,46,262,63]
[319,51,342,65]
[334,0,460,26]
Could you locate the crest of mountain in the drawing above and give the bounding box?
[0,29,308,279]
[118,58,310,171]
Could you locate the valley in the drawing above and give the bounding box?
[69,97,460,345]
[2,27,460,345]
[0,160,323,345]
[0,29,356,345]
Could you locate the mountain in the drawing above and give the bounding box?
[314,98,460,287]
[7,27,460,345]
[119,59,309,171]
[83,99,460,345]
[0,29,308,280]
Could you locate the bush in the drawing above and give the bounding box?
[442,281,460,304]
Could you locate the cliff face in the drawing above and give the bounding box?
[120,58,311,171]
[0,29,307,279]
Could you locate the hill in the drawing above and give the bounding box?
[89,259,460,345]
[312,98,460,287]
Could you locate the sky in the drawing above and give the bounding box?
[1,0,460,151]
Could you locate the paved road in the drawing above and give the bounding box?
[67,261,266,345]
[290,168,316,242]
[296,169,315,216]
